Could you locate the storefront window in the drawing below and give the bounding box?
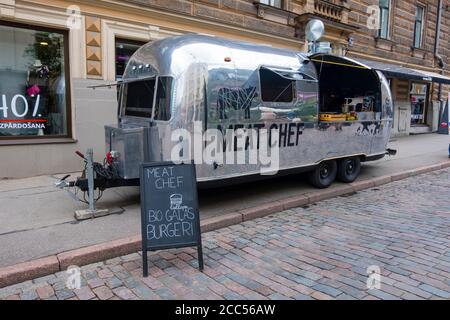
[0,23,69,138]
[410,83,428,125]
[115,38,146,81]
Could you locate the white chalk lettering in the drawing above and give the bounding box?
[182,222,193,237]
[148,210,163,222]
[155,176,184,189]
[147,222,194,240]
[165,207,195,222]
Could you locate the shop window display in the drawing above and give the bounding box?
[0,23,69,138]
[410,83,428,125]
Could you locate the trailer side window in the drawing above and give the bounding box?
[123,79,156,118]
[154,77,173,121]
[259,68,295,103]
[122,77,173,120]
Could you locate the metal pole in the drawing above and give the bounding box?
[86,148,95,212]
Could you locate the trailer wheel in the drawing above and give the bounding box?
[337,157,361,183]
[308,160,337,189]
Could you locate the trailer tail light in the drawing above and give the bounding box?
[106,151,120,164]
[106,152,113,164]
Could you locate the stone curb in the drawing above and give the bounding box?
[0,257,59,289]
[57,235,141,270]
[1,160,449,288]
[240,201,284,222]
[200,212,243,233]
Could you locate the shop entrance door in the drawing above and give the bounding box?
[410,82,431,134]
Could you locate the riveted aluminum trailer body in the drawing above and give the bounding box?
[105,34,393,184]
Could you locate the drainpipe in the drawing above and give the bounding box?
[434,0,443,102]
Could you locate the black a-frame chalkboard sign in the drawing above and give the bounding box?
[140,162,204,277]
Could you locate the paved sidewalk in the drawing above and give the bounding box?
[1,168,449,300]
[0,133,449,268]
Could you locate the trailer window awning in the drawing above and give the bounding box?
[309,54,372,70]
[354,58,450,84]
[261,66,317,81]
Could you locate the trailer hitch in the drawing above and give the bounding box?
[53,149,98,208]
[56,148,138,196]
[55,174,71,189]
[386,148,397,156]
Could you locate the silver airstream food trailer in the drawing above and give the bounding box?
[68,34,394,193]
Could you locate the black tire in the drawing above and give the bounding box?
[337,157,361,183]
[308,160,338,189]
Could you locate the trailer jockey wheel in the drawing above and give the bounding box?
[337,157,361,183]
[308,160,337,189]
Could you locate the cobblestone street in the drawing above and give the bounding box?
[1,169,449,300]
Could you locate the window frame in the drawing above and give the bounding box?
[258,67,296,105]
[115,37,147,81]
[0,20,72,143]
[413,5,425,49]
[378,0,391,39]
[259,0,283,9]
[122,77,158,119]
[120,75,174,123]
[153,76,174,122]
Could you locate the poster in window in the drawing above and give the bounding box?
[0,24,68,138]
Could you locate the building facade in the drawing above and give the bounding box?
[0,0,448,178]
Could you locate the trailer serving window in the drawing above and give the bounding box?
[122,76,173,120]
[311,55,382,121]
